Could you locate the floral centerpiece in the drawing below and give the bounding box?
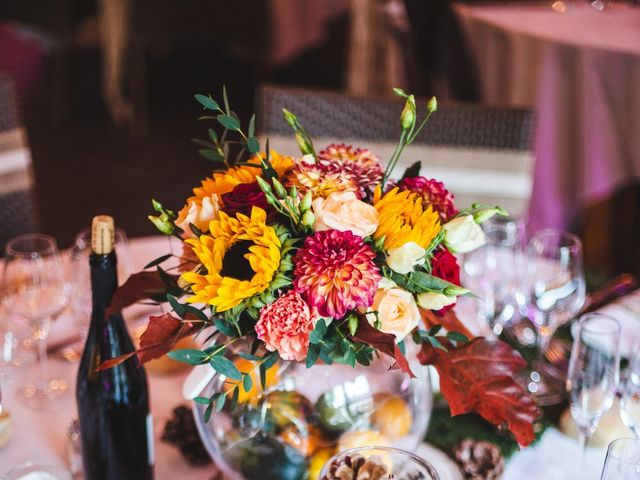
[102,88,539,476]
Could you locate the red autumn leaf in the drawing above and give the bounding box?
[352,317,415,378]
[106,271,175,316]
[418,337,540,447]
[421,308,474,340]
[97,313,198,371]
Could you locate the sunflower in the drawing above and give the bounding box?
[373,187,441,250]
[181,206,283,312]
[191,150,294,201]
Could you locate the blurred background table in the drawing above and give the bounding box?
[454,2,640,239]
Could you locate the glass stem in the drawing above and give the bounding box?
[35,318,50,390]
[535,315,552,373]
[577,431,587,471]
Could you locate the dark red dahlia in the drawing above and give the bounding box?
[399,176,458,221]
[221,182,275,220]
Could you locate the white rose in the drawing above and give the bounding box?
[443,215,486,253]
[417,292,456,310]
[367,288,420,342]
[175,194,220,238]
[386,242,426,274]
[312,191,379,238]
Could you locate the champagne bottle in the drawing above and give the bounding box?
[76,215,154,480]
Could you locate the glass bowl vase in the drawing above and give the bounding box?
[193,346,432,480]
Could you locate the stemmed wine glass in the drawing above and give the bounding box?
[1,234,72,409]
[601,438,640,479]
[463,215,525,336]
[621,345,640,438]
[518,229,586,405]
[567,313,621,472]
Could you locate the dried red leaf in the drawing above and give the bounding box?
[352,317,415,378]
[106,271,173,316]
[419,337,540,447]
[97,313,198,371]
[421,308,474,340]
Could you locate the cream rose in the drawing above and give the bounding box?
[417,292,456,310]
[175,193,220,238]
[312,191,379,238]
[443,215,486,253]
[387,241,426,274]
[367,287,420,342]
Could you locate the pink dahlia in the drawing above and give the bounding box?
[293,229,380,319]
[399,176,458,221]
[284,160,361,199]
[318,143,384,197]
[255,290,317,361]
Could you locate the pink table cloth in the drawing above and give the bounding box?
[454,2,640,232]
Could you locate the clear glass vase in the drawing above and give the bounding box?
[193,346,432,480]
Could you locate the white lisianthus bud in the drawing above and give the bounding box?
[386,242,426,274]
[417,292,457,310]
[473,206,508,224]
[443,215,486,253]
[301,153,316,164]
[377,277,397,290]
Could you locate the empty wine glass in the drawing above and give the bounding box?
[567,313,620,472]
[518,229,586,405]
[1,234,72,409]
[601,438,640,479]
[621,345,640,438]
[320,446,440,479]
[463,215,525,336]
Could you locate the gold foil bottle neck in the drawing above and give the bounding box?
[91,215,115,254]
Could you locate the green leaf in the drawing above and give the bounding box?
[183,304,209,322]
[259,364,267,391]
[191,138,216,149]
[306,344,320,368]
[426,336,447,352]
[215,318,237,337]
[230,385,240,410]
[248,114,256,137]
[243,373,253,393]
[144,253,172,269]
[398,340,406,355]
[195,94,220,111]
[167,294,185,318]
[447,331,469,344]
[401,161,422,180]
[215,392,226,412]
[347,314,359,337]
[204,402,214,422]
[167,349,208,365]
[199,148,224,163]
[247,136,260,154]
[262,352,279,370]
[238,352,262,362]
[429,325,443,336]
[309,319,328,344]
[222,86,231,114]
[208,128,218,143]
[193,396,211,405]
[210,355,242,381]
[217,114,240,131]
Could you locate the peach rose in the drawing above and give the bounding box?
[175,194,220,238]
[367,287,420,342]
[312,191,379,238]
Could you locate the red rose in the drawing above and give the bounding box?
[221,182,275,220]
[431,249,461,313]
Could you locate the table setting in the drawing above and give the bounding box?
[2,87,640,480]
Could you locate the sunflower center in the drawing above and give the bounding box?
[220,240,254,281]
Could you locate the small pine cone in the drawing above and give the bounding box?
[453,439,504,480]
[323,453,391,480]
[161,405,212,466]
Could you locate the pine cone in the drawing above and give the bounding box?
[162,405,212,466]
[322,453,393,480]
[453,439,504,480]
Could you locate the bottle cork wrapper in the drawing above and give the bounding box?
[92,215,115,254]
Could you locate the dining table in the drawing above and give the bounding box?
[453,1,640,233]
[0,235,628,479]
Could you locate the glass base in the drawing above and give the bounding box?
[19,375,69,410]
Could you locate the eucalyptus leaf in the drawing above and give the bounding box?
[210,355,242,381]
[199,148,224,162]
[242,373,253,393]
[195,94,219,111]
[144,254,172,269]
[167,349,208,365]
[247,136,260,154]
[217,114,240,131]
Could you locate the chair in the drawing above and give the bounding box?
[0,74,38,253]
[256,84,535,217]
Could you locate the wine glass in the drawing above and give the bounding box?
[567,313,620,472]
[67,227,132,343]
[1,234,72,409]
[320,446,440,480]
[621,345,640,438]
[2,462,72,480]
[518,229,586,405]
[463,215,525,336]
[601,438,640,479]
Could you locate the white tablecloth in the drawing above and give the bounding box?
[0,236,614,478]
[454,2,640,232]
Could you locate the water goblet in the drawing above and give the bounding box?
[567,313,621,472]
[1,234,72,409]
[518,229,586,405]
[601,438,640,479]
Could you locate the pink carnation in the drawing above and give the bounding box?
[255,290,317,361]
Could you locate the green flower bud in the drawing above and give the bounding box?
[393,87,408,98]
[473,206,508,224]
[255,176,272,194]
[148,213,175,235]
[302,210,315,228]
[401,95,416,131]
[272,179,288,198]
[282,108,298,128]
[443,285,470,297]
[300,190,313,212]
[427,96,438,113]
[151,198,164,213]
